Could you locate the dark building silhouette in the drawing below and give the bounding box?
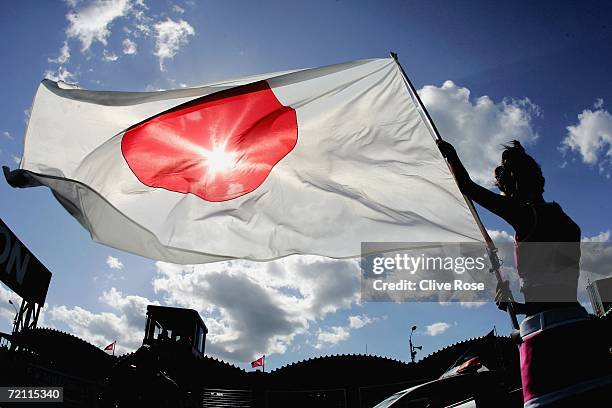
[1,322,521,408]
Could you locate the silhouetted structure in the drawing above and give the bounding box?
[0,317,522,407]
[587,276,612,317]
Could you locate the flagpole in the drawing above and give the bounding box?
[113,341,115,356]
[390,52,519,331]
[263,354,265,373]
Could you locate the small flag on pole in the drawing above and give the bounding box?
[251,355,265,371]
[104,341,116,356]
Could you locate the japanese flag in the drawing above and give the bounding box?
[8,58,483,263]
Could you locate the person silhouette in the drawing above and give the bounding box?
[436,139,611,406]
[436,139,580,315]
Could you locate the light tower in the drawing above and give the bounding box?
[409,325,422,363]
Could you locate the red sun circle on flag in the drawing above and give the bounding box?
[121,81,298,202]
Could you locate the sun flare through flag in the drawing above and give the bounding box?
[6,58,484,263]
[121,81,298,202]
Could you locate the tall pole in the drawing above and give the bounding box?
[8,300,18,328]
[409,327,415,363]
[263,354,265,373]
[390,52,520,331]
[409,325,421,363]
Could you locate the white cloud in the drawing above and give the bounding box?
[459,302,486,308]
[153,18,194,71]
[419,81,541,187]
[132,0,149,20]
[99,287,155,327]
[122,37,137,54]
[0,284,19,329]
[152,256,360,361]
[582,230,610,243]
[106,255,124,270]
[102,49,118,62]
[315,326,349,349]
[45,256,360,361]
[49,305,126,348]
[438,300,487,309]
[487,229,514,243]
[314,314,379,349]
[2,131,12,140]
[48,288,155,354]
[18,254,364,362]
[48,42,71,64]
[66,0,132,52]
[134,23,151,37]
[580,230,611,277]
[562,99,612,177]
[425,321,451,336]
[44,66,77,83]
[172,4,185,14]
[348,314,374,329]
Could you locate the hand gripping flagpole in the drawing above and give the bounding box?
[390,52,520,331]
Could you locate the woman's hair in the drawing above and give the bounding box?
[494,141,545,198]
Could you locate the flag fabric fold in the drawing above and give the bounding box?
[9,58,483,263]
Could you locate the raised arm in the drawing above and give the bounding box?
[436,140,531,230]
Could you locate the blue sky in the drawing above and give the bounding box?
[0,0,611,371]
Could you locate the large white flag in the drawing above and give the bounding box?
[8,58,483,263]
